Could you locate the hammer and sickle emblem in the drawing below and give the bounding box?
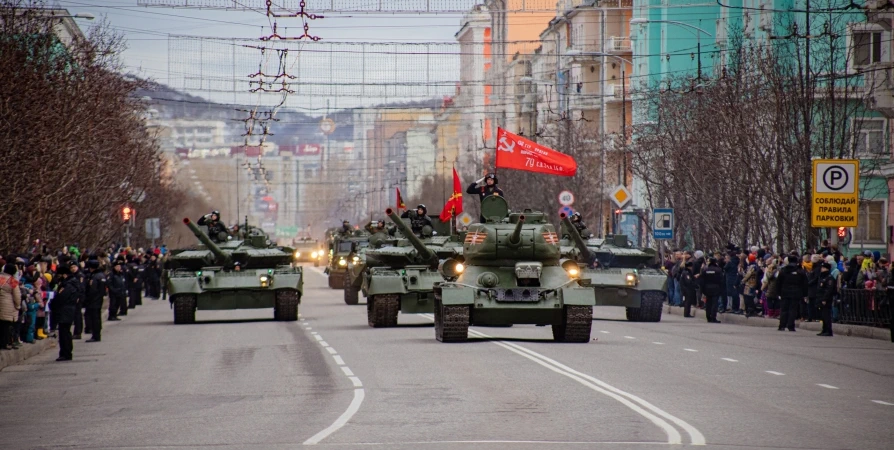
[498,136,516,153]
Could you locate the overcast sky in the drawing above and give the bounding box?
[58,1,464,106]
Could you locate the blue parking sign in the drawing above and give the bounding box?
[653,208,674,240]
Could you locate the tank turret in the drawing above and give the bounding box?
[560,213,596,267]
[183,217,231,266]
[385,208,438,266]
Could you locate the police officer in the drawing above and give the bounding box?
[53,264,78,362]
[700,257,724,323]
[107,261,127,321]
[680,261,697,318]
[128,257,145,308]
[776,255,809,332]
[569,212,593,238]
[817,262,836,337]
[69,260,85,340]
[197,210,228,243]
[146,254,161,299]
[401,204,433,236]
[84,260,106,342]
[466,173,505,200]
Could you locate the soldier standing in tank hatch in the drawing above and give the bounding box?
[569,212,593,238]
[197,210,228,243]
[466,173,505,200]
[338,220,353,236]
[401,204,433,236]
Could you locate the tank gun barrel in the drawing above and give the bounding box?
[385,208,438,264]
[508,215,526,245]
[561,213,593,262]
[183,217,232,266]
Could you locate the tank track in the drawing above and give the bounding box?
[274,289,300,321]
[328,271,345,289]
[173,295,196,324]
[344,286,360,305]
[552,305,593,343]
[367,294,399,328]
[626,290,665,322]
[434,298,469,342]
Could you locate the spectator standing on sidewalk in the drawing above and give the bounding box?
[0,262,22,350]
[777,256,809,332]
[680,261,697,318]
[817,262,836,337]
[806,254,822,322]
[700,258,724,323]
[762,257,781,318]
[741,254,762,317]
[664,253,677,306]
[723,250,740,313]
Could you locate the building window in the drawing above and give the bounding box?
[854,118,887,155]
[854,201,885,243]
[853,31,882,67]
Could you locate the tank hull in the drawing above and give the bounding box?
[167,269,303,311]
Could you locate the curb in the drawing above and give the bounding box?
[0,296,142,372]
[665,304,894,342]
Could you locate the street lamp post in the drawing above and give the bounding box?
[629,18,712,81]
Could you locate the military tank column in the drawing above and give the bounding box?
[164,217,303,324]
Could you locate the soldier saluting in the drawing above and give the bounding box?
[466,173,504,200]
[197,210,228,243]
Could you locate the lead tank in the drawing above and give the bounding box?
[348,209,462,327]
[165,217,303,324]
[433,196,596,342]
[560,214,666,322]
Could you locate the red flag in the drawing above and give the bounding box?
[495,128,577,177]
[396,187,406,210]
[439,168,463,222]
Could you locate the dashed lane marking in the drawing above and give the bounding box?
[320,341,330,347]
[624,336,636,340]
[333,355,345,365]
[721,358,738,362]
[349,377,363,387]
[684,349,698,352]
[817,384,839,390]
[871,400,894,406]
[314,335,323,342]
[600,330,611,334]
[652,342,665,345]
[766,371,785,376]
[326,347,338,355]
[341,366,355,377]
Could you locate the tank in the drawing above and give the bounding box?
[432,196,596,342]
[325,229,370,289]
[164,217,303,324]
[560,214,667,322]
[346,209,462,327]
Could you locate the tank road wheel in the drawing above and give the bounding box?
[274,290,300,321]
[328,272,345,290]
[344,286,360,305]
[433,288,443,338]
[435,299,469,342]
[626,291,665,323]
[367,294,399,328]
[552,305,593,343]
[173,295,196,324]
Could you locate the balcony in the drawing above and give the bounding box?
[605,83,630,102]
[569,93,602,111]
[864,63,894,118]
[607,36,632,53]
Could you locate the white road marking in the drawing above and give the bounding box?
[817,384,839,390]
[765,371,785,376]
[305,327,312,330]
[652,342,665,345]
[721,358,738,362]
[871,400,894,406]
[349,377,363,387]
[303,388,365,445]
[684,348,698,352]
[600,330,611,334]
[417,314,705,446]
[326,347,338,355]
[314,335,323,341]
[341,440,678,446]
[624,336,636,340]
[341,366,355,377]
[333,355,345,365]
[320,341,330,347]
[311,331,319,335]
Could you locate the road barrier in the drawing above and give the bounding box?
[838,289,892,331]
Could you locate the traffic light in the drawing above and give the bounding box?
[122,206,133,222]
[837,227,847,238]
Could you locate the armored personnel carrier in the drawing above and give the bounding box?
[291,237,324,266]
[560,214,666,322]
[325,230,370,289]
[433,196,596,342]
[164,218,303,324]
[346,209,462,327]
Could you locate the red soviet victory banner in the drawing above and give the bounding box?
[495,127,577,177]
[439,167,464,222]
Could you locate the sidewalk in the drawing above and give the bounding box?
[0,296,143,371]
[665,304,894,342]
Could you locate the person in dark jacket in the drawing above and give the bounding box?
[69,261,85,340]
[128,257,145,308]
[700,258,724,323]
[53,265,78,361]
[400,204,434,236]
[107,262,127,321]
[806,256,822,322]
[84,260,106,342]
[145,254,161,299]
[466,173,504,201]
[197,210,228,243]
[568,212,593,239]
[776,256,809,332]
[680,261,697,318]
[816,262,836,337]
[723,252,740,313]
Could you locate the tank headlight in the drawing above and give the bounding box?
[625,273,637,286]
[455,263,464,274]
[352,256,360,263]
[294,251,301,258]
[561,260,581,279]
[338,258,347,267]
[311,251,318,258]
[259,274,270,287]
[439,258,465,279]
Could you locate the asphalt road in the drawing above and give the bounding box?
[1,266,892,450]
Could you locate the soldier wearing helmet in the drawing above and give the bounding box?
[569,212,593,238]
[466,173,505,201]
[401,204,433,236]
[197,210,228,243]
[338,220,353,236]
